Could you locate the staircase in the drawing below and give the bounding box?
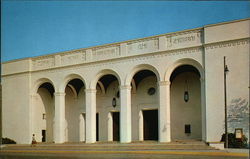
[4,140,216,151]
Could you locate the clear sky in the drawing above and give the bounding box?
[1,1,249,62]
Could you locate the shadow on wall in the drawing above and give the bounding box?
[2,138,16,144]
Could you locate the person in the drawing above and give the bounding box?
[31,134,37,147]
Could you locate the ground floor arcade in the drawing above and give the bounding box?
[33,64,204,144]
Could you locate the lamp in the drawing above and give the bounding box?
[184,91,189,102]
[224,56,229,148]
[184,80,189,102]
[112,97,116,107]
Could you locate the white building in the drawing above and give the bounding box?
[2,19,249,147]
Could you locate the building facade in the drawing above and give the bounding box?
[2,19,249,146]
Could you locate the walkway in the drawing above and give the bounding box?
[0,141,248,159]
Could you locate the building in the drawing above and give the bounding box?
[2,19,249,147]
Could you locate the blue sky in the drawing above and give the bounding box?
[1,1,250,62]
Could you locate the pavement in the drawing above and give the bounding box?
[0,142,249,159]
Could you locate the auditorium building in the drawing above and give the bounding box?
[2,19,249,148]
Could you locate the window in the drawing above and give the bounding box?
[42,113,46,120]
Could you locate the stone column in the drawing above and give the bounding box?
[79,113,85,142]
[85,89,96,143]
[200,77,207,141]
[158,81,171,142]
[138,110,143,141]
[54,92,66,143]
[120,85,132,143]
[108,112,113,141]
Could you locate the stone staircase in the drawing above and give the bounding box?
[4,141,216,151]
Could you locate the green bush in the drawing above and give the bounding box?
[221,133,248,148]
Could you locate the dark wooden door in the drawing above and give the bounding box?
[96,113,99,141]
[143,110,158,140]
[42,130,46,142]
[112,112,120,141]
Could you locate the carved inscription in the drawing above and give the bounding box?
[128,39,159,54]
[93,46,120,60]
[166,31,201,48]
[32,57,55,70]
[61,50,86,65]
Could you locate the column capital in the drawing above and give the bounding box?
[54,92,66,96]
[85,89,97,93]
[158,81,171,86]
[120,85,132,90]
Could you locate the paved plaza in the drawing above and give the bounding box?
[0,142,249,159]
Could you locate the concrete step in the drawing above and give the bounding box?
[3,141,216,151]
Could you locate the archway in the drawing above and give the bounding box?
[34,82,55,143]
[65,78,85,142]
[131,70,159,141]
[96,74,120,141]
[170,65,202,141]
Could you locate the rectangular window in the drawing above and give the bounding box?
[42,113,46,120]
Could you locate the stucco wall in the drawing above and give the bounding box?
[170,72,202,140]
[204,20,250,142]
[2,74,31,144]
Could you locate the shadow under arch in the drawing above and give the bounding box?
[125,64,160,86]
[33,78,55,143]
[90,69,121,89]
[33,78,55,95]
[164,58,204,82]
[60,73,86,93]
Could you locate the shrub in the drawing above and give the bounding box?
[221,133,248,148]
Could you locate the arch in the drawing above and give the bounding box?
[60,73,86,92]
[131,79,136,94]
[33,77,55,143]
[164,58,204,82]
[33,78,55,95]
[97,81,106,95]
[90,69,121,89]
[125,64,160,86]
[67,84,78,98]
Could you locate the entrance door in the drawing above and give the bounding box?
[42,130,46,142]
[96,113,99,141]
[143,110,158,140]
[112,112,120,141]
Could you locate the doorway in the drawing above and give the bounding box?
[143,110,158,140]
[112,112,120,141]
[96,113,99,141]
[42,130,46,142]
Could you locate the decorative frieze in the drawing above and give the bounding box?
[205,38,250,50]
[92,46,120,60]
[166,30,202,49]
[128,38,159,55]
[61,50,86,65]
[32,56,55,70]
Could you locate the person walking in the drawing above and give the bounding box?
[31,134,37,147]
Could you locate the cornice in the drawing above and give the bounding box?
[204,18,250,28]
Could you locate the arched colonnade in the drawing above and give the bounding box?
[32,58,205,144]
